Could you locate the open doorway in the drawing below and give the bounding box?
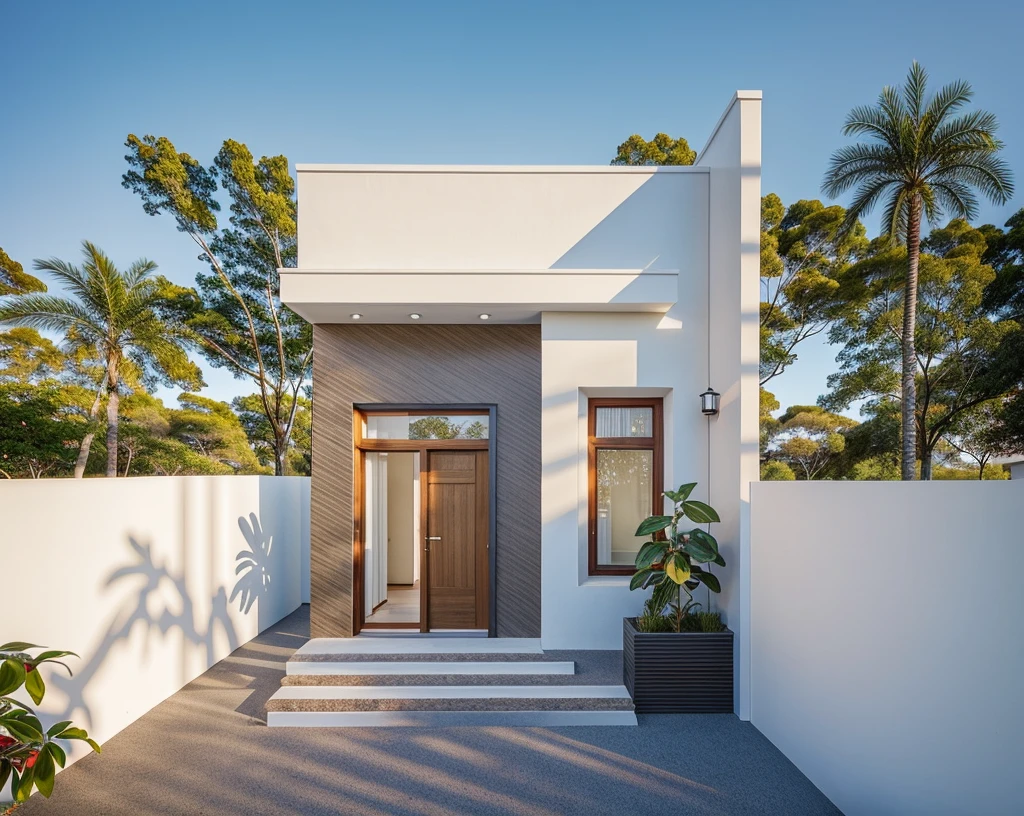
[364,451,421,626]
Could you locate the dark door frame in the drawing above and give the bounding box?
[352,404,498,637]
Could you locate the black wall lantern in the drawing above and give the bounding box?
[700,387,720,416]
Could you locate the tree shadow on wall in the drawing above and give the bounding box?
[231,513,272,616]
[49,535,239,730]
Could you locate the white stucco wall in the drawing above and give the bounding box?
[750,481,1024,816]
[0,476,310,775]
[297,165,703,273]
[697,92,762,719]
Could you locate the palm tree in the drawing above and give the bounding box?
[0,242,202,477]
[823,62,1013,480]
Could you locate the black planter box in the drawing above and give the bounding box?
[623,618,734,713]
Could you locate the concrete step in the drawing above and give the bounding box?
[266,684,637,727]
[289,637,543,662]
[285,661,576,677]
[267,710,638,727]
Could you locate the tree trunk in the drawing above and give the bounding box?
[275,434,287,476]
[901,197,922,481]
[74,385,105,479]
[105,360,120,477]
[920,447,932,481]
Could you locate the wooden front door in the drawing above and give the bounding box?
[425,451,489,630]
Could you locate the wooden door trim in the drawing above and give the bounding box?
[352,404,497,637]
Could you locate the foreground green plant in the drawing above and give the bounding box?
[629,482,725,633]
[0,643,100,802]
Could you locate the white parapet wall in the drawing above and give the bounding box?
[0,475,310,774]
[750,481,1024,816]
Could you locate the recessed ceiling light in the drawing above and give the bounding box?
[479,313,491,320]
[350,313,362,319]
[409,313,421,320]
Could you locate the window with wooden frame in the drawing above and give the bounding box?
[588,398,664,575]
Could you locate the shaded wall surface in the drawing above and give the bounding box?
[750,481,1024,816]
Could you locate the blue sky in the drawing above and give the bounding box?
[3,0,1022,415]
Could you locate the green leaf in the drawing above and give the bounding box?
[634,540,668,570]
[15,761,35,802]
[634,515,672,536]
[674,483,697,502]
[25,667,45,705]
[682,540,717,563]
[650,576,677,613]
[713,552,726,567]
[690,528,719,552]
[86,738,101,753]
[0,716,44,744]
[34,650,77,663]
[33,743,55,798]
[47,720,73,738]
[0,642,40,652]
[46,741,67,768]
[54,727,89,740]
[629,568,653,591]
[0,659,26,696]
[682,500,720,524]
[694,570,722,593]
[0,759,11,792]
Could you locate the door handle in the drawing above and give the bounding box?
[425,536,441,552]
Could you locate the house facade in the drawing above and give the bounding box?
[280,92,761,711]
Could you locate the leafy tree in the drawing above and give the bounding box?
[824,219,1017,478]
[0,242,202,477]
[760,460,796,481]
[610,133,695,166]
[823,62,1014,480]
[407,416,485,440]
[168,393,264,473]
[837,399,901,480]
[978,208,1024,454]
[0,246,45,296]
[760,195,867,384]
[232,392,310,475]
[941,399,1007,479]
[0,328,65,383]
[766,405,857,480]
[0,383,81,478]
[123,135,311,475]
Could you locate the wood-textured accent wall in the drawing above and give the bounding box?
[310,324,541,638]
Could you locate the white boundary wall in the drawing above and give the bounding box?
[1,475,310,772]
[750,481,1024,816]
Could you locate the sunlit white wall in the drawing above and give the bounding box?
[0,475,309,775]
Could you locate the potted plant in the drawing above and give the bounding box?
[622,482,734,713]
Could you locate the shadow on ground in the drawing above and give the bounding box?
[18,606,839,816]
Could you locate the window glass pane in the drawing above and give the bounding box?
[366,414,488,440]
[595,407,653,438]
[595,449,653,566]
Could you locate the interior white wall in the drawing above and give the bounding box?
[386,452,417,585]
[697,92,762,719]
[0,475,309,779]
[750,481,1024,816]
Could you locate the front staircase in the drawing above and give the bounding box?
[266,637,637,727]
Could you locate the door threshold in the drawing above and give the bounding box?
[357,629,489,638]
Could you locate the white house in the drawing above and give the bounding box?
[279,91,761,717]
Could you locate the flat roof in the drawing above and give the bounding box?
[294,164,711,174]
